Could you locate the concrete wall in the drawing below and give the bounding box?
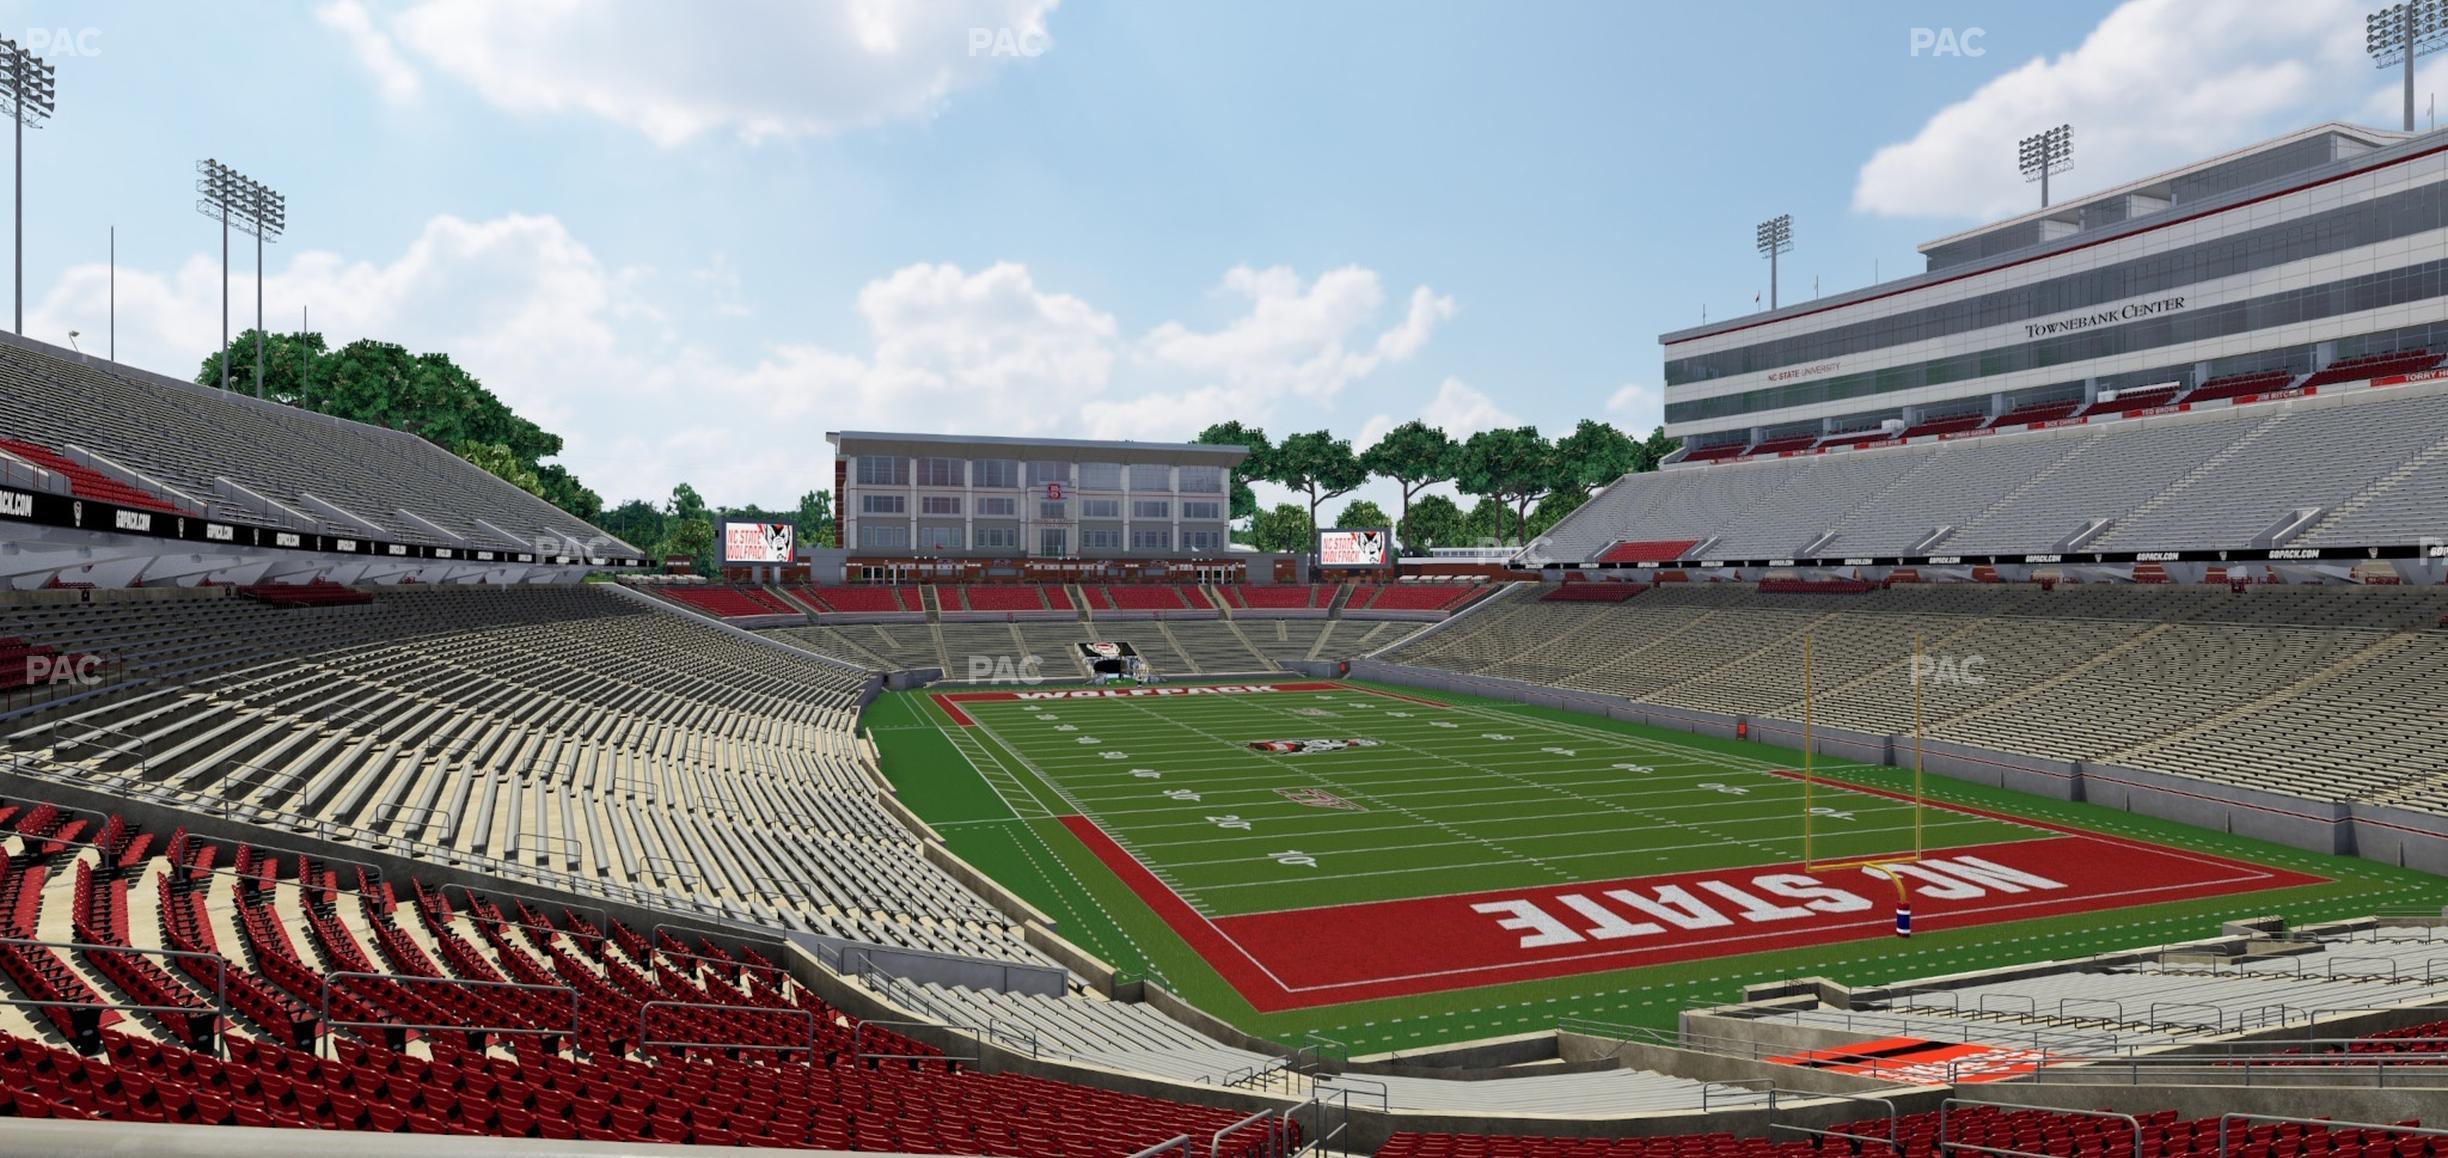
[2083,763,2353,855]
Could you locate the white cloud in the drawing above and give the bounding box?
[1854,0,2376,220]
[317,0,423,105]
[332,0,1059,146]
[32,219,1449,510]
[1419,377,1516,437]
[1605,383,1662,432]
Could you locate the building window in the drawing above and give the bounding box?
[1131,529,1171,551]
[1181,529,1222,552]
[1039,500,1068,521]
[1182,501,1222,521]
[1080,528,1122,551]
[858,524,910,549]
[974,527,1017,550]
[915,457,964,488]
[1132,500,1171,520]
[1128,463,1170,491]
[1177,465,1224,493]
[973,459,1019,488]
[975,496,1016,516]
[861,494,906,515]
[1080,498,1121,519]
[855,455,907,486]
[1038,528,1068,557]
[917,526,963,550]
[920,496,961,516]
[1027,460,1070,486]
[1079,462,1123,490]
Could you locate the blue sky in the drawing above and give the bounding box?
[2,0,2434,515]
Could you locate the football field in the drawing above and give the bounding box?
[891,680,2332,1015]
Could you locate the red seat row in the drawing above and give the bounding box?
[792,585,918,613]
[0,437,193,516]
[653,585,792,618]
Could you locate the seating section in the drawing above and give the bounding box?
[1531,384,2448,564]
[0,437,191,516]
[2302,348,2440,389]
[1384,1110,2445,1158]
[1348,584,1481,612]
[1597,540,1701,564]
[0,338,626,555]
[1897,411,1989,439]
[791,586,919,615]
[0,585,1037,963]
[236,581,376,609]
[1091,586,1202,612]
[1383,582,2448,816]
[953,586,1048,613]
[1541,583,1645,603]
[0,796,1290,1153]
[2184,368,2296,404]
[652,585,795,619]
[1992,398,2083,426]
[1224,585,1320,610]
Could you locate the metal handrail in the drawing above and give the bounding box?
[2146,1000,2226,1031]
[1126,1138,1193,1158]
[1766,1088,1893,1148]
[1943,1098,2139,1158]
[315,970,578,1060]
[850,1018,978,1064]
[1211,1107,1289,1158]
[0,936,231,1055]
[1704,1077,1775,1111]
[639,999,818,1056]
[2217,1115,2448,1158]
[440,881,612,959]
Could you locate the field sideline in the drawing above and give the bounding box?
[866,679,2448,1052]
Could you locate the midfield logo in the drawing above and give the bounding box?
[1275,787,1366,811]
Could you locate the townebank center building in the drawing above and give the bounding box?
[1659,122,2448,456]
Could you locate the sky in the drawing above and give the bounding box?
[4,0,2442,519]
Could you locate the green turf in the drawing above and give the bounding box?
[868,679,2448,1056]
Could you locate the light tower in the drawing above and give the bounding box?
[1755,214,1792,312]
[2369,2,2448,133]
[0,38,56,336]
[194,160,285,397]
[2019,124,2073,209]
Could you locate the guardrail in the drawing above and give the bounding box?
[1768,1089,1893,1147]
[1943,1099,2138,1158]
[850,1018,978,1064]
[315,971,578,1060]
[1210,1107,1292,1158]
[0,937,232,1054]
[639,1000,818,1057]
[2218,1116,2448,1158]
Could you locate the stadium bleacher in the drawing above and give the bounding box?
[1531,380,2448,566]
[0,339,625,558]
[646,584,797,620]
[1383,581,2448,816]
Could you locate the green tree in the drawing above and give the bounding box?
[196,329,603,521]
[668,483,710,525]
[1194,421,1275,522]
[1635,425,1676,473]
[596,499,666,557]
[661,517,715,577]
[1462,496,1510,546]
[1456,426,1555,545]
[455,440,546,499]
[1360,420,1459,540]
[1334,498,1392,529]
[1526,487,1589,538]
[1398,493,1466,552]
[1249,503,1315,554]
[796,489,835,549]
[1268,430,1368,538]
[1552,418,1638,497]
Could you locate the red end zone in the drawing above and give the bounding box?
[1061,812,2325,1013]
